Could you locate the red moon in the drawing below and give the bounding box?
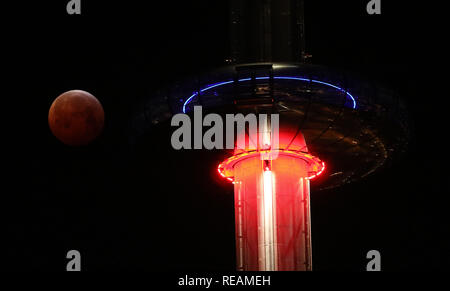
[48,90,104,146]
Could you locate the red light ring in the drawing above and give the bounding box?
[218,150,325,183]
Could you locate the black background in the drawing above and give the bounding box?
[3,0,449,271]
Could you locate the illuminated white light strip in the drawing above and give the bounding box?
[262,170,277,271]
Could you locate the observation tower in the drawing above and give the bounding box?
[131,0,410,271]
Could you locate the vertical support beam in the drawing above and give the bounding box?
[259,0,272,62]
[296,0,307,62]
[301,177,313,270]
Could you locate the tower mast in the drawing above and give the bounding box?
[229,0,307,63]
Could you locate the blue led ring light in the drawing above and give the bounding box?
[182,76,357,113]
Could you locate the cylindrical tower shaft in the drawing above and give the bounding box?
[218,117,324,271]
[233,154,313,271]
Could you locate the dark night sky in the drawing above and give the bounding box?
[3,1,449,271]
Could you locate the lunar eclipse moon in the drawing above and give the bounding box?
[48,90,104,146]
